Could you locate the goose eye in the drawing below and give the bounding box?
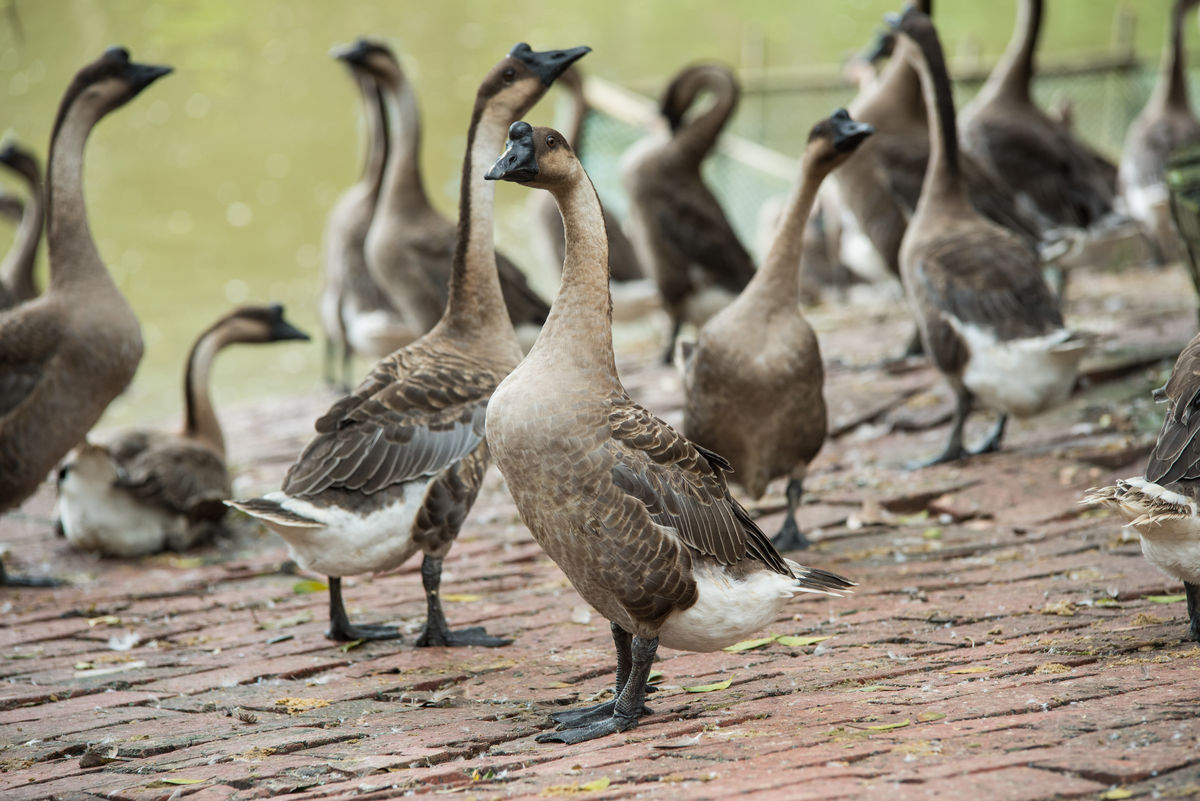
[546,135,557,148]
[502,67,516,83]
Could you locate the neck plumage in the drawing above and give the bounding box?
[436,104,519,347]
[362,79,389,199]
[861,38,925,124]
[1154,0,1194,112]
[743,155,827,307]
[567,80,587,152]
[377,74,431,218]
[182,324,230,458]
[988,0,1041,105]
[911,29,970,213]
[46,100,108,291]
[674,69,738,165]
[0,169,42,302]
[531,168,615,377]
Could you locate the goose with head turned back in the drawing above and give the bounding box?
[485,121,854,744]
[680,109,873,553]
[959,0,1116,230]
[0,142,43,311]
[228,43,590,646]
[622,63,755,363]
[0,47,170,514]
[57,305,309,557]
[894,7,1090,467]
[1120,0,1200,261]
[530,66,643,283]
[358,41,550,349]
[321,41,417,392]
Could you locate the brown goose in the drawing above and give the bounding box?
[321,41,416,392]
[57,305,309,557]
[0,47,170,513]
[959,0,1116,229]
[485,121,853,744]
[0,142,43,310]
[0,191,21,223]
[622,63,756,363]
[680,110,873,553]
[1084,332,1200,641]
[895,8,1089,467]
[530,66,643,283]
[358,41,550,347]
[1120,0,1200,260]
[227,43,590,646]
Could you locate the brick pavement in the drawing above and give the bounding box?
[2,264,1199,799]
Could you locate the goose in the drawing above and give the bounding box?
[959,0,1116,230]
[56,305,309,557]
[0,141,43,310]
[530,66,644,283]
[484,121,854,744]
[622,63,756,363]
[321,42,417,392]
[227,43,590,646]
[357,40,551,348]
[1084,332,1200,642]
[0,192,22,223]
[1120,0,1200,261]
[0,47,170,513]
[894,8,1090,467]
[679,110,873,552]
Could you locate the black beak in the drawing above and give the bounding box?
[331,38,371,66]
[508,43,591,86]
[862,29,896,64]
[829,108,874,151]
[124,61,173,92]
[268,304,311,342]
[485,121,538,183]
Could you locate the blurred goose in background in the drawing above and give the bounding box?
[228,43,590,646]
[622,62,756,363]
[1120,0,1200,262]
[1085,332,1200,642]
[959,0,1117,230]
[0,47,170,516]
[321,42,417,392]
[0,191,21,223]
[485,120,854,744]
[680,109,873,552]
[357,40,550,349]
[0,141,43,311]
[57,305,309,557]
[895,8,1090,467]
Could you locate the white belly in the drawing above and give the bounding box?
[955,323,1088,418]
[58,474,179,558]
[657,562,798,652]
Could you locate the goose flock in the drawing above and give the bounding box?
[3,1,1200,745]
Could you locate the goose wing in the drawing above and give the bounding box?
[1146,335,1200,486]
[603,394,789,576]
[647,180,756,293]
[281,344,492,498]
[119,439,230,521]
[0,305,64,419]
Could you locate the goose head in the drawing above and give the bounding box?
[485,122,579,190]
[52,47,171,136]
[804,109,874,173]
[332,38,403,87]
[0,141,40,184]
[211,303,311,346]
[659,63,739,133]
[0,191,21,223]
[477,43,590,120]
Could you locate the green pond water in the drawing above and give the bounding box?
[0,0,1180,430]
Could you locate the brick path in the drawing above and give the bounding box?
[2,265,1199,800]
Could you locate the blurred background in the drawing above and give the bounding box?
[0,0,1185,427]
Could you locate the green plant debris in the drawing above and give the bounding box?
[917,712,946,722]
[292,579,327,594]
[259,610,313,630]
[340,638,366,653]
[723,635,777,652]
[777,635,832,647]
[1144,594,1187,604]
[683,676,734,693]
[866,719,910,731]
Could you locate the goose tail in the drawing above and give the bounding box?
[786,561,856,596]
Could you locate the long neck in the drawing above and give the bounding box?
[1154,0,1193,112]
[376,74,431,218]
[530,169,615,378]
[866,37,926,123]
[0,169,42,301]
[182,325,229,458]
[988,0,1042,104]
[567,80,587,153]
[362,79,389,198]
[911,30,971,212]
[46,98,108,290]
[674,69,738,165]
[743,155,826,307]
[436,103,520,348]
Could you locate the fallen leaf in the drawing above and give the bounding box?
[74,662,94,671]
[647,670,664,684]
[917,712,946,722]
[340,639,366,653]
[540,776,612,796]
[1144,594,1187,604]
[866,719,910,731]
[777,635,831,647]
[683,676,733,693]
[161,778,206,785]
[1099,789,1133,800]
[167,557,204,569]
[259,610,313,630]
[1095,598,1120,607]
[5,649,42,660]
[292,579,328,594]
[580,778,611,791]
[442,593,482,602]
[948,666,990,674]
[723,635,778,652]
[274,697,331,715]
[87,615,121,627]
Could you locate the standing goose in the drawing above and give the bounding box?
[228,43,590,645]
[680,110,873,552]
[1084,332,1200,642]
[0,47,170,513]
[56,305,309,557]
[895,8,1090,467]
[485,121,854,744]
[959,0,1116,229]
[0,142,43,310]
[530,67,643,283]
[321,42,417,392]
[622,63,756,362]
[1120,0,1200,260]
[358,41,550,347]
